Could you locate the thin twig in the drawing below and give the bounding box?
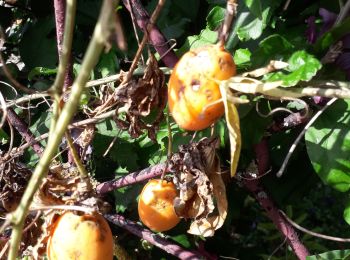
[280,210,350,242]
[276,98,337,177]
[30,205,94,214]
[65,132,88,177]
[127,0,145,64]
[122,0,178,68]
[123,0,166,83]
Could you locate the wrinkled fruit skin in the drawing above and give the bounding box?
[47,211,114,260]
[138,179,180,232]
[168,44,236,131]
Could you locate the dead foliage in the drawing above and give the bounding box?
[169,137,228,237]
[114,53,167,141]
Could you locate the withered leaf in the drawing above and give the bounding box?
[170,137,228,237]
[114,53,167,141]
[220,84,241,177]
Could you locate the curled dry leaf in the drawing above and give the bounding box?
[114,53,167,141]
[169,137,228,237]
[34,163,93,207]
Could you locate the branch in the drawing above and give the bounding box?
[7,1,115,258]
[122,0,178,68]
[242,178,310,259]
[241,138,310,260]
[53,0,74,89]
[105,214,214,260]
[6,108,43,155]
[96,163,166,195]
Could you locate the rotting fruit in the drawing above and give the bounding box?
[168,44,236,131]
[138,179,180,232]
[47,211,114,260]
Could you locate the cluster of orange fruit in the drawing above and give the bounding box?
[46,44,236,260]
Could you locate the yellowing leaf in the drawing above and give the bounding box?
[220,84,242,177]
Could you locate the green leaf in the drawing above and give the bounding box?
[250,34,294,67]
[19,17,57,70]
[306,250,350,260]
[206,6,225,30]
[243,0,262,19]
[170,234,191,248]
[343,200,350,225]
[29,111,52,138]
[0,129,9,145]
[177,28,218,56]
[114,184,142,213]
[226,0,280,49]
[305,99,350,192]
[264,50,322,87]
[234,48,251,69]
[28,67,58,81]
[96,50,118,78]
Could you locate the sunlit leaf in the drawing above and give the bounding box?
[306,250,350,260]
[305,99,350,192]
[264,50,322,87]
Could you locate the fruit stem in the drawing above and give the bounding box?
[7,1,116,259]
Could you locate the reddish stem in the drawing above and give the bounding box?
[243,179,310,260]
[6,108,43,155]
[96,163,166,195]
[105,214,214,260]
[122,0,179,68]
[54,0,74,89]
[248,139,310,260]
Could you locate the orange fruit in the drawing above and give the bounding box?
[47,211,114,260]
[168,44,236,131]
[138,179,180,232]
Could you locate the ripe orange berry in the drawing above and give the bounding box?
[138,179,180,232]
[47,211,114,260]
[168,44,236,131]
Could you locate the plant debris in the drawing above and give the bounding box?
[169,137,228,237]
[114,53,167,141]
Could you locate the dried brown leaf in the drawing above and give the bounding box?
[114,53,167,141]
[170,137,228,237]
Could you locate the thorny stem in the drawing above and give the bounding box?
[7,1,115,259]
[105,214,213,260]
